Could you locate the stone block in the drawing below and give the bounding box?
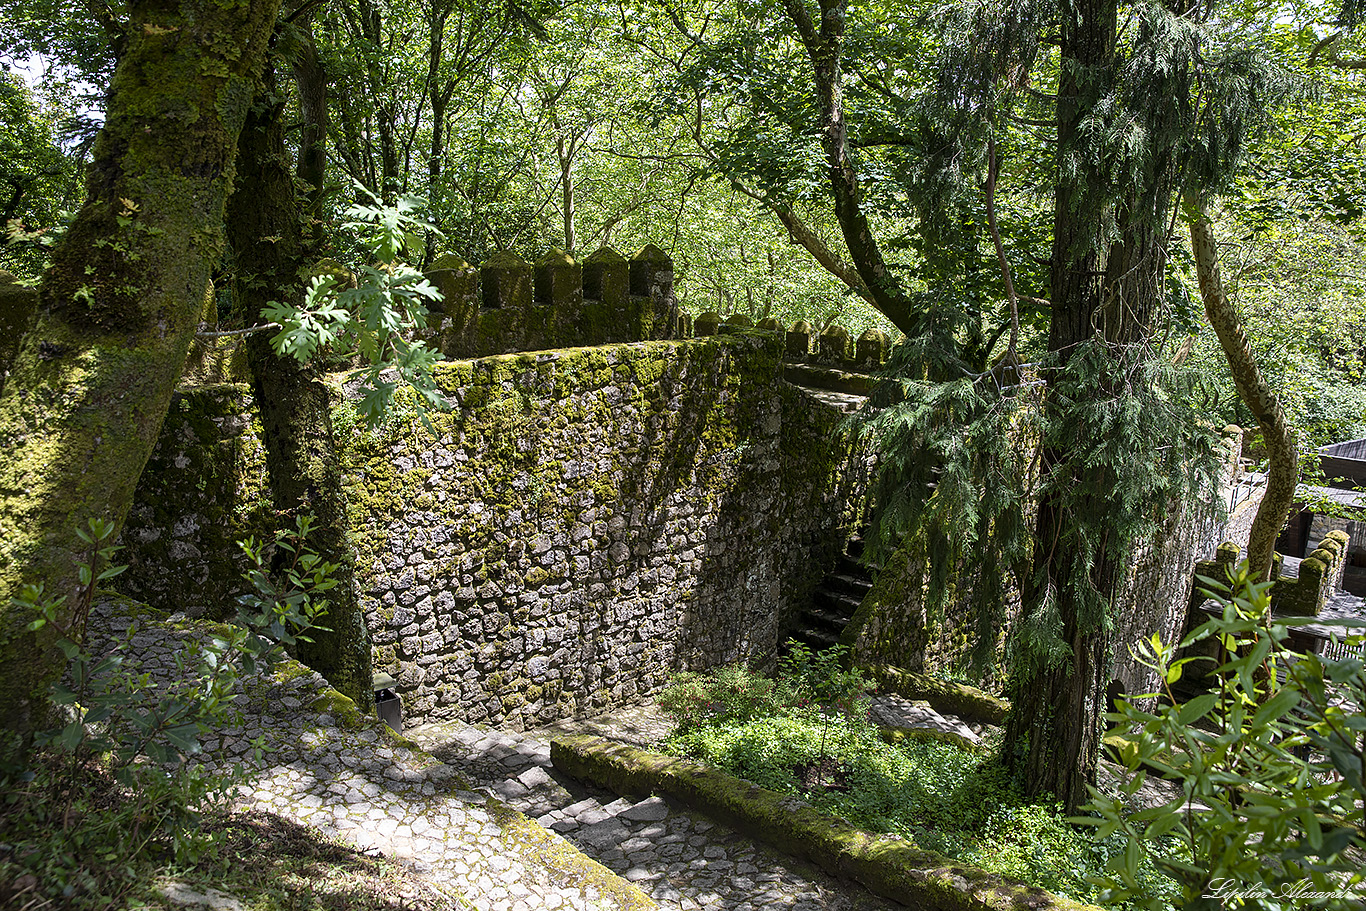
[694,311,722,337]
[480,251,532,310]
[786,319,814,358]
[817,324,853,364]
[582,247,629,343]
[0,271,37,374]
[630,244,674,339]
[855,328,890,367]
[534,249,583,349]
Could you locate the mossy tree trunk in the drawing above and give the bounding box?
[0,0,281,742]
[1189,209,1298,582]
[226,64,373,710]
[1002,0,1180,813]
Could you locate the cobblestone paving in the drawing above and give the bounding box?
[91,598,652,911]
[91,597,921,910]
[409,707,896,911]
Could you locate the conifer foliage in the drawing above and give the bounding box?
[852,0,1287,810]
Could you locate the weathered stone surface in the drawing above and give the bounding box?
[117,386,271,619]
[121,336,869,731]
[0,271,38,377]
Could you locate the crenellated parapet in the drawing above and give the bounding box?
[421,244,678,359]
[1191,530,1352,619]
[689,310,894,371]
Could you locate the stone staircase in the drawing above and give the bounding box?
[406,710,893,910]
[790,535,876,651]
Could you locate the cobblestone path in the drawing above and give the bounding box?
[89,597,902,910]
[92,598,653,911]
[408,708,894,911]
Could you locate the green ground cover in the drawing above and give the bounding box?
[657,650,1182,909]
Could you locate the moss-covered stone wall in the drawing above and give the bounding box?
[845,425,1242,701]
[118,385,272,618]
[121,335,864,729]
[343,334,862,729]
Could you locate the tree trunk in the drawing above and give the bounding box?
[0,0,280,743]
[558,136,576,253]
[292,16,329,242]
[1003,0,1123,813]
[781,0,918,337]
[1189,209,1298,581]
[226,66,374,710]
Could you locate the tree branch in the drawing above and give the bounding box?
[1189,206,1298,582]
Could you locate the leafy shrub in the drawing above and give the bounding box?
[1081,564,1366,909]
[777,642,874,721]
[0,516,334,908]
[661,645,1193,908]
[657,663,795,732]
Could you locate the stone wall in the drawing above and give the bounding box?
[1109,427,1243,701]
[120,335,866,729]
[118,387,271,618]
[422,245,680,359]
[843,424,1245,699]
[344,335,865,729]
[419,241,899,375]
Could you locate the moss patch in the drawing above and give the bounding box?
[485,799,658,910]
[865,665,1009,726]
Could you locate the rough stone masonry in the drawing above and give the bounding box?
[121,332,869,731]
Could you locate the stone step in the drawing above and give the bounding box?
[800,605,853,635]
[837,553,867,577]
[813,589,862,617]
[825,572,872,599]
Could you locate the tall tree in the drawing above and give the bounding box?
[226,59,374,709]
[0,0,280,745]
[719,0,1276,810]
[999,0,1277,809]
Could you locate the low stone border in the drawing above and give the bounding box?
[551,735,1101,911]
[865,665,1010,725]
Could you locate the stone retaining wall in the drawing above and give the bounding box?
[121,335,868,730]
[345,335,866,729]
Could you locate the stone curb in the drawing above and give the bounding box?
[863,665,1010,725]
[550,735,1101,911]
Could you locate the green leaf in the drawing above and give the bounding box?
[1177,693,1218,726]
[164,723,202,753]
[1251,687,1300,728]
[60,719,84,751]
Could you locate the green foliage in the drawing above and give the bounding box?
[1,516,333,908]
[657,643,872,734]
[663,691,1177,908]
[858,357,1041,676]
[1080,564,1366,909]
[265,187,446,429]
[0,68,77,280]
[656,663,794,733]
[777,642,874,720]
